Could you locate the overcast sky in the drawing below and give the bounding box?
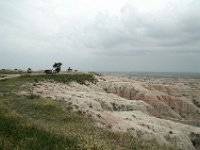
[0,0,200,72]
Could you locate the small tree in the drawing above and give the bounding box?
[53,62,62,73]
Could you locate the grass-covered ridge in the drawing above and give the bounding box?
[0,74,176,150]
[28,73,97,84]
[0,73,96,93]
[19,73,96,84]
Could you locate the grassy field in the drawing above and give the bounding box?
[0,74,176,150]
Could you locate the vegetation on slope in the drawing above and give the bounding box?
[0,74,176,150]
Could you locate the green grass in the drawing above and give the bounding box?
[0,74,176,150]
[18,73,96,84]
[0,114,78,150]
[0,74,96,94]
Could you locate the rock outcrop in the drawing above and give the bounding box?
[99,80,200,123]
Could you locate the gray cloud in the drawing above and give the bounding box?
[0,0,200,72]
[81,1,200,56]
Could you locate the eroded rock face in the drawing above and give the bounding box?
[20,75,200,150]
[144,85,182,97]
[99,81,200,123]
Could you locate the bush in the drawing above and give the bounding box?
[27,94,40,99]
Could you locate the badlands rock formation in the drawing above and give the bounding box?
[22,75,200,150]
[98,76,200,124]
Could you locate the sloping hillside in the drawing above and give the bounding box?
[18,74,200,150]
[0,74,175,150]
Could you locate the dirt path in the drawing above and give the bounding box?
[0,74,21,80]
